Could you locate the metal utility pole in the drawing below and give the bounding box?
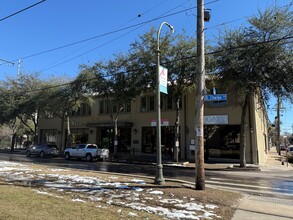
[195,0,205,190]
[18,59,22,77]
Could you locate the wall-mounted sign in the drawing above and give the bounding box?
[151,118,169,127]
[70,121,89,126]
[204,94,227,101]
[204,115,228,125]
[159,65,168,94]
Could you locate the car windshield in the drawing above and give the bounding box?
[289,148,293,152]
[47,145,58,149]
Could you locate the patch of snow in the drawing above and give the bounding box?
[148,190,164,195]
[50,169,69,172]
[72,198,86,203]
[89,196,103,202]
[0,160,222,220]
[130,179,146,184]
[175,203,204,211]
[160,199,183,204]
[205,204,218,209]
[128,212,138,217]
[133,187,144,192]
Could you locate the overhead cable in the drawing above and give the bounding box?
[8,35,292,95]
[13,0,219,61]
[0,0,46,22]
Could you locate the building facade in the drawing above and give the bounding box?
[38,88,270,165]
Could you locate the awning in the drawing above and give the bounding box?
[87,122,133,128]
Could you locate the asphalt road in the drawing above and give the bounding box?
[0,152,292,200]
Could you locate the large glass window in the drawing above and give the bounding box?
[141,97,147,112]
[204,125,240,160]
[40,129,57,144]
[99,100,105,114]
[72,103,92,116]
[99,99,131,115]
[141,126,177,156]
[70,128,89,144]
[149,96,155,111]
[167,96,173,110]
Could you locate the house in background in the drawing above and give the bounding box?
[38,87,269,165]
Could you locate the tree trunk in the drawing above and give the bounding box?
[60,116,65,153]
[174,99,180,162]
[66,114,72,148]
[11,133,16,152]
[240,93,250,168]
[113,118,118,157]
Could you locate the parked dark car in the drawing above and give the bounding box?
[26,144,59,158]
[280,145,287,151]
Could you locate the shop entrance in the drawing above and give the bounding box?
[142,126,178,158]
[100,127,131,153]
[204,125,240,160]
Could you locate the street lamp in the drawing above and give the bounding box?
[155,22,174,185]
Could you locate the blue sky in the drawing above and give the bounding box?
[0,0,292,133]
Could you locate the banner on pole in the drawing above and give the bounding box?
[159,65,168,94]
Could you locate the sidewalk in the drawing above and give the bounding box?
[259,147,293,170]
[232,195,293,220]
[232,147,293,220]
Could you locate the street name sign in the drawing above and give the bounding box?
[204,94,227,101]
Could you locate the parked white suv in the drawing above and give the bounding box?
[64,144,109,162]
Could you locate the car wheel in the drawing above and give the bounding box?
[40,151,45,158]
[65,152,70,160]
[26,151,31,157]
[86,153,93,162]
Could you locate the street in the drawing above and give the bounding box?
[0,151,292,201]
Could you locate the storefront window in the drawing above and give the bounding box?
[204,125,240,160]
[40,129,57,144]
[70,128,89,144]
[99,128,131,153]
[141,126,176,156]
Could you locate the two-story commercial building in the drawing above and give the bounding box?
[38,87,270,165]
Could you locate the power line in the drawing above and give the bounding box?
[38,0,195,72]
[8,34,292,95]
[0,0,46,22]
[15,0,290,73]
[41,2,292,72]
[13,0,219,61]
[39,24,147,72]
[0,58,14,66]
[204,2,293,31]
[37,1,174,72]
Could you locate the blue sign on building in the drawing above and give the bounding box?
[204,94,227,101]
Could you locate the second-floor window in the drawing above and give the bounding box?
[99,99,131,115]
[140,95,182,112]
[71,103,92,116]
[141,95,155,112]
